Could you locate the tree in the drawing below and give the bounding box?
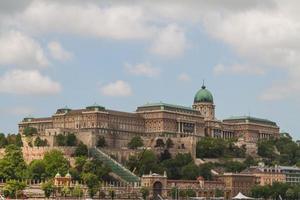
[75,156,87,172]
[160,149,172,161]
[74,142,88,157]
[155,139,165,148]
[66,133,77,146]
[185,189,196,197]
[109,189,115,200]
[128,136,143,149]
[82,173,99,197]
[140,187,150,200]
[166,138,174,148]
[56,134,66,146]
[223,161,246,173]
[34,136,48,147]
[181,163,200,180]
[97,136,106,147]
[28,159,46,180]
[72,184,83,197]
[215,189,224,197]
[23,127,38,136]
[61,186,70,197]
[196,137,226,158]
[42,180,55,198]
[3,180,26,198]
[0,133,8,148]
[0,144,27,179]
[199,163,213,180]
[43,149,69,178]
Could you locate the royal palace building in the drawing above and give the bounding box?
[19,84,280,156]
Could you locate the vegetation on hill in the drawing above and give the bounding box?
[126,150,213,180]
[196,137,246,158]
[55,133,78,146]
[0,133,23,148]
[257,134,300,166]
[250,182,299,199]
[128,136,144,149]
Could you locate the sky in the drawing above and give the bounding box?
[0,0,299,138]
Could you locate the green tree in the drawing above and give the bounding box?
[3,180,26,198]
[82,173,99,197]
[160,149,171,161]
[41,180,55,198]
[181,163,200,180]
[196,137,226,158]
[97,136,106,147]
[61,186,70,197]
[199,163,213,180]
[34,136,48,147]
[185,189,196,197]
[75,156,87,172]
[166,138,174,148]
[74,142,88,157]
[23,127,38,136]
[140,187,149,200]
[128,136,143,149]
[109,189,115,200]
[56,134,66,146]
[66,133,77,146]
[0,144,27,179]
[0,133,8,148]
[72,184,83,197]
[43,149,69,178]
[28,159,46,180]
[215,189,224,197]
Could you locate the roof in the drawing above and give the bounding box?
[137,102,199,113]
[86,103,105,110]
[278,166,300,171]
[194,85,214,103]
[223,116,277,126]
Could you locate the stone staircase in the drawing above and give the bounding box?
[90,147,140,183]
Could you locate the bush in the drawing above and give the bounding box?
[3,180,26,198]
[128,136,143,149]
[34,136,48,147]
[42,180,55,198]
[74,142,88,157]
[97,136,106,147]
[23,127,37,137]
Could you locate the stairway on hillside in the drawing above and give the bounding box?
[90,147,140,183]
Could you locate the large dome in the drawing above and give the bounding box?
[194,85,214,103]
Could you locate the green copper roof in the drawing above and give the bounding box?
[137,102,197,112]
[194,85,214,103]
[223,116,277,126]
[86,103,105,110]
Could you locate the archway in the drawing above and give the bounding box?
[153,181,163,199]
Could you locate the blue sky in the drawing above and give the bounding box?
[0,0,299,138]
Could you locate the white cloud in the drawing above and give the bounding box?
[100,80,132,97]
[0,70,61,95]
[14,1,156,40]
[48,41,72,61]
[0,31,49,68]
[178,73,191,82]
[150,24,187,57]
[213,63,265,76]
[124,63,160,77]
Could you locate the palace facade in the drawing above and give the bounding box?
[19,84,280,156]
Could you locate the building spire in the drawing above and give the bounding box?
[202,79,206,89]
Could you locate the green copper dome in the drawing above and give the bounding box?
[194,85,214,103]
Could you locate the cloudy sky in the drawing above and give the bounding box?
[0,0,299,138]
